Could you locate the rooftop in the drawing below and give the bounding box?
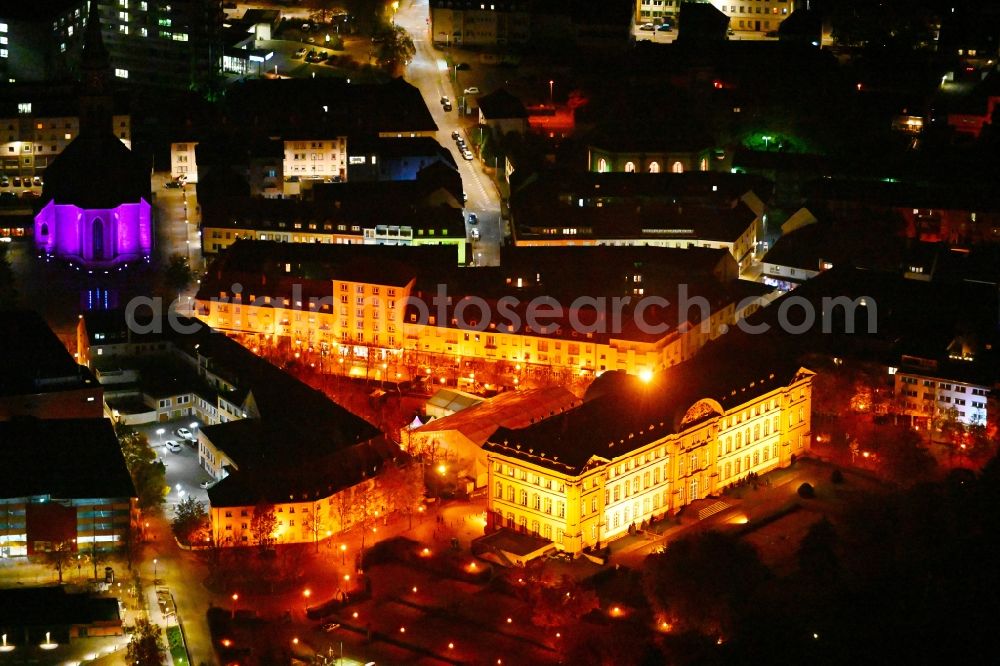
[484,352,809,475]
[0,310,98,399]
[0,418,136,500]
[0,586,120,629]
[477,89,528,120]
[417,387,582,446]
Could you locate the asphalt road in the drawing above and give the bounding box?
[396,0,503,266]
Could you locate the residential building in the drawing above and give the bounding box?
[0,417,137,558]
[483,356,814,555]
[0,2,81,82]
[635,0,681,25]
[430,0,530,48]
[509,171,768,274]
[0,88,131,187]
[1,309,103,421]
[170,140,196,182]
[194,241,775,381]
[477,89,528,137]
[708,0,796,35]
[894,362,990,427]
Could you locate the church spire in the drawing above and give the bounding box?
[79,1,112,136]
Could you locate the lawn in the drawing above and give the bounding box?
[166,625,189,665]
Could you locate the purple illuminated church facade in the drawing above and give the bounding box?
[35,200,152,266]
[34,1,152,267]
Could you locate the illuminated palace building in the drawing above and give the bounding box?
[195,243,772,381]
[483,358,814,555]
[33,2,152,268]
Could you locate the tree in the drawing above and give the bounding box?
[875,425,937,485]
[126,619,165,665]
[250,500,277,551]
[0,243,17,309]
[797,517,840,584]
[43,541,75,584]
[171,496,208,546]
[378,463,424,529]
[115,423,166,510]
[529,574,600,630]
[644,531,770,637]
[375,25,414,75]
[164,253,194,301]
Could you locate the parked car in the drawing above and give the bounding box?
[199,480,215,490]
[470,228,480,240]
[321,623,341,633]
[440,96,450,105]
[32,177,41,186]
[463,87,480,95]
[451,130,461,140]
[640,23,655,31]
[443,102,452,111]
[0,176,8,187]
[293,47,307,58]
[176,427,195,441]
[658,24,673,32]
[306,50,319,62]
[165,180,181,189]
[12,177,21,187]
[165,440,183,453]
[462,150,474,161]
[468,213,478,225]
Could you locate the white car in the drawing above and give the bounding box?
[176,427,195,441]
[165,440,183,453]
[470,228,480,240]
[199,480,216,490]
[463,87,480,95]
[462,150,474,161]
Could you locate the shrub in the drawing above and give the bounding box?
[797,482,816,499]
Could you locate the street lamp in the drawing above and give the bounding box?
[549,79,554,107]
[155,428,165,445]
[231,593,239,619]
[340,543,347,565]
[153,558,158,582]
[762,135,773,150]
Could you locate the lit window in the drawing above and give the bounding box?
[0,49,8,59]
[140,27,148,37]
[0,23,7,33]
[671,161,683,173]
[115,68,129,79]
[119,11,128,21]
[648,161,660,173]
[624,161,636,173]
[18,102,31,114]
[119,24,128,34]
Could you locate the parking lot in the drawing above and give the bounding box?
[133,419,216,512]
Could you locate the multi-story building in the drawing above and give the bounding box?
[170,140,196,182]
[430,0,530,48]
[1,1,222,90]
[509,172,769,275]
[194,242,774,380]
[894,355,991,427]
[483,358,813,555]
[0,417,137,558]
[708,0,796,35]
[635,0,682,26]
[1,90,130,187]
[282,137,349,188]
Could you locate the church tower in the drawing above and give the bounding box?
[79,1,113,137]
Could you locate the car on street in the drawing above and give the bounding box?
[315,51,328,62]
[470,228,480,240]
[293,47,307,58]
[0,176,8,187]
[640,23,655,31]
[440,96,450,105]
[306,50,319,62]
[176,427,195,441]
[658,24,673,32]
[307,37,316,44]
[165,440,183,453]
[443,102,452,111]
[468,213,478,225]
[451,130,461,140]
[462,150,474,161]
[463,87,480,95]
[199,480,216,489]
[165,180,181,189]
[320,623,341,632]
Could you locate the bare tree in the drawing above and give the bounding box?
[379,463,425,529]
[44,541,75,584]
[250,500,277,552]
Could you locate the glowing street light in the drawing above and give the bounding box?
[153,558,158,581]
[155,428,165,444]
[231,593,239,619]
[340,543,347,565]
[303,588,312,598]
[639,369,654,383]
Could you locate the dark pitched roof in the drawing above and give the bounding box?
[0,418,136,500]
[0,309,97,398]
[477,89,528,120]
[41,132,150,208]
[484,352,807,475]
[0,587,120,628]
[208,436,401,506]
